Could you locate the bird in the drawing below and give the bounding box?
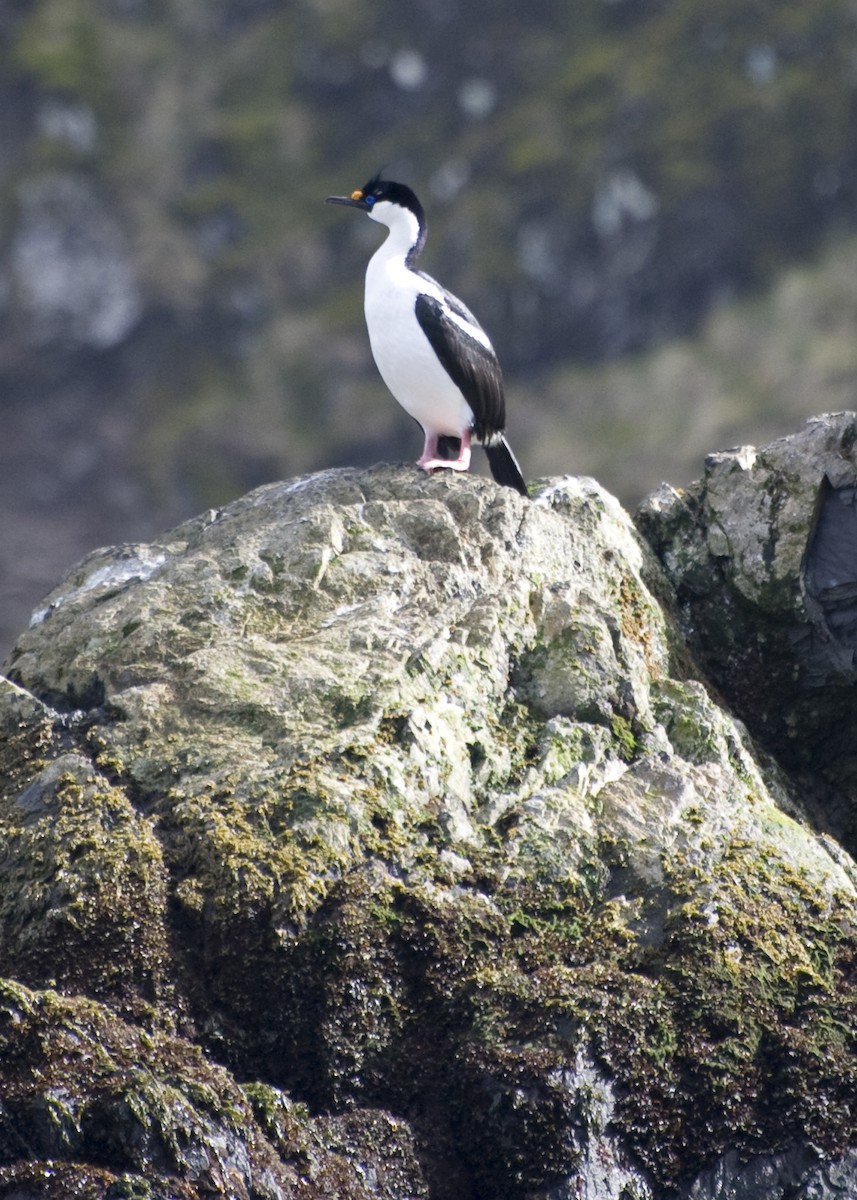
[326,174,528,496]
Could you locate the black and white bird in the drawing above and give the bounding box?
[326,174,528,496]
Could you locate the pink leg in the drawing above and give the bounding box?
[417,429,472,474]
[416,433,439,469]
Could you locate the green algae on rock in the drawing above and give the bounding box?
[2,459,857,1197]
[637,411,857,857]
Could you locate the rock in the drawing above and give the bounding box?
[2,459,857,1197]
[677,1145,857,1200]
[636,411,857,853]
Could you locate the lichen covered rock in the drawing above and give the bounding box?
[637,411,857,852]
[2,461,857,1197]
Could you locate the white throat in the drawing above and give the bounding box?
[367,200,422,263]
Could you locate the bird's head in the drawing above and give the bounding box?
[326,174,425,234]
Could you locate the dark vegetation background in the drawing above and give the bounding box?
[3,0,857,655]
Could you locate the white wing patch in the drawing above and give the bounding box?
[440,298,493,351]
[416,270,494,351]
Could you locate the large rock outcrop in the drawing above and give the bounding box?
[638,410,857,851]
[2,419,857,1198]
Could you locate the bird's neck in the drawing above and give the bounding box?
[374,208,426,270]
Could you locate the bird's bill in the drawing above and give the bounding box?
[325,193,369,210]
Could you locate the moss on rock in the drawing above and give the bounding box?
[2,463,857,1195]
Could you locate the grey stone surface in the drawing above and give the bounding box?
[637,410,857,850]
[1,452,856,1197]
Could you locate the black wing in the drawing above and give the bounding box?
[415,271,483,328]
[414,292,506,441]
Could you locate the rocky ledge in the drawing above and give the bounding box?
[2,415,857,1199]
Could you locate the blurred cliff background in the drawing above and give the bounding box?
[3,0,857,656]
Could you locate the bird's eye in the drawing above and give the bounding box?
[365,195,376,207]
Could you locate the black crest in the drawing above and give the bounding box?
[361,175,425,221]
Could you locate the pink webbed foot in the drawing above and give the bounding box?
[416,430,472,475]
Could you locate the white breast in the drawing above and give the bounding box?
[364,247,474,439]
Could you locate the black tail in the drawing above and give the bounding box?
[485,436,528,497]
